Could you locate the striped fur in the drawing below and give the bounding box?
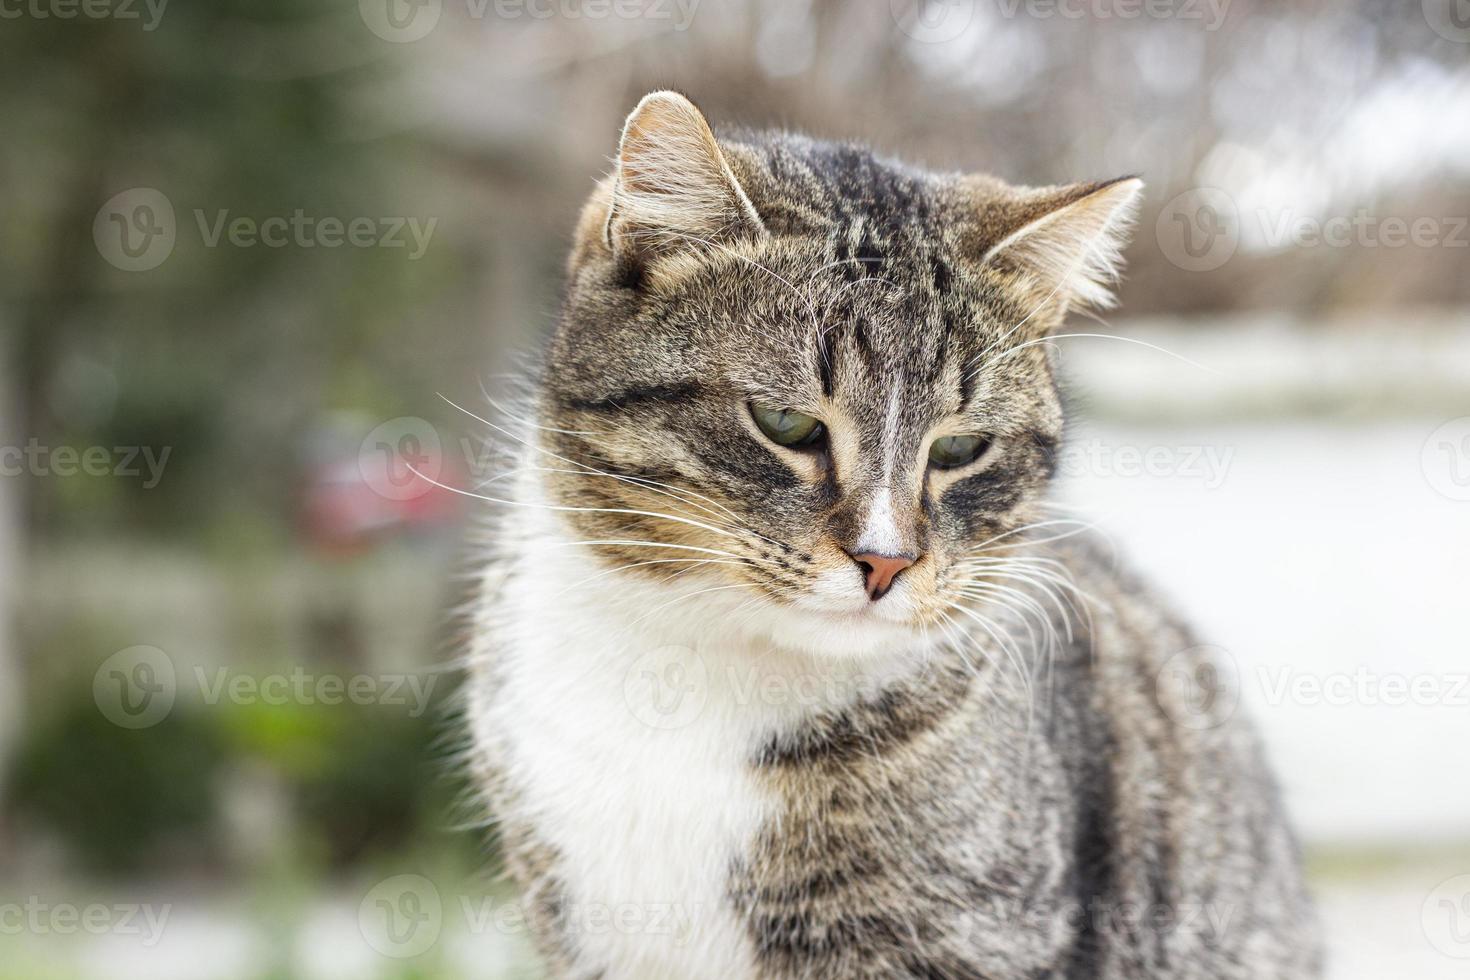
[467,92,1319,979]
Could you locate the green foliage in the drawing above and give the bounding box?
[220,686,467,868]
[4,672,470,877]
[6,690,225,876]
[0,0,459,543]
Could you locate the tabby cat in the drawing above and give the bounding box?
[466,91,1319,979]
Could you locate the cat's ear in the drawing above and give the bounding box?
[965,177,1143,313]
[601,91,765,264]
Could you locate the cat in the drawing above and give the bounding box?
[466,91,1320,979]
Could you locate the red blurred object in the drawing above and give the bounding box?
[300,442,465,555]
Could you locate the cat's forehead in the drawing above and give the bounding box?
[699,239,992,412]
[723,131,951,237]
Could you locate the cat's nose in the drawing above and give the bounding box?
[847,552,916,601]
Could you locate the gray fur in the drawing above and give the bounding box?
[468,93,1320,979]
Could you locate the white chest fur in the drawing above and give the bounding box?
[473,495,926,978]
[482,539,781,979]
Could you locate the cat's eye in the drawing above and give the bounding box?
[750,403,825,448]
[928,434,991,469]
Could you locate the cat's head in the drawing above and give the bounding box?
[534,91,1140,658]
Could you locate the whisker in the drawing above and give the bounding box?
[954,561,1095,624]
[548,557,746,601]
[987,332,1221,377]
[405,430,776,556]
[933,608,1007,703]
[943,600,1033,700]
[512,464,741,526]
[971,518,1101,552]
[444,393,747,526]
[537,538,741,556]
[478,382,607,437]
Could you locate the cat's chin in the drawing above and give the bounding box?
[732,600,933,662]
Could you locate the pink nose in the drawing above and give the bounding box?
[848,552,916,601]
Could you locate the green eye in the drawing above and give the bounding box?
[928,434,990,469]
[750,404,825,448]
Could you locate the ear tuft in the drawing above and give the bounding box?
[603,91,764,260]
[978,177,1143,312]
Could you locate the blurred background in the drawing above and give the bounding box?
[3,0,1469,976]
